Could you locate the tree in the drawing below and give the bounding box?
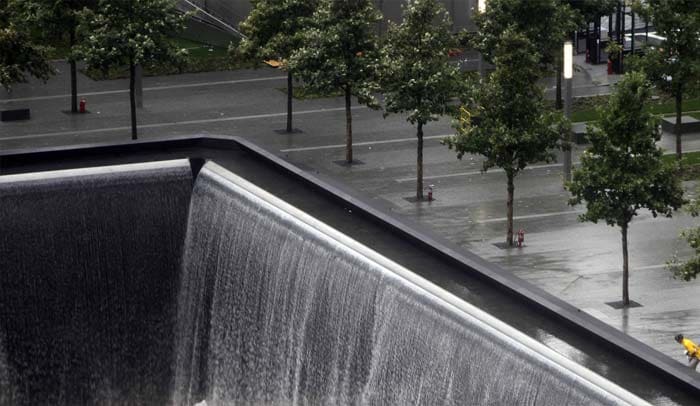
[77,0,187,140]
[567,72,685,306]
[0,0,53,90]
[667,193,700,281]
[445,30,563,247]
[289,0,382,164]
[238,0,318,133]
[568,0,617,23]
[633,0,700,160]
[381,0,461,200]
[16,0,97,112]
[472,0,578,71]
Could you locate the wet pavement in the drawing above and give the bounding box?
[2,59,700,374]
[318,139,699,360]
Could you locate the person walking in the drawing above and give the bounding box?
[675,334,700,370]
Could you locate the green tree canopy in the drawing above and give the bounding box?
[15,0,98,112]
[381,0,462,200]
[472,0,579,116]
[568,0,617,23]
[568,72,685,306]
[445,30,564,246]
[632,0,700,160]
[14,0,96,44]
[472,0,578,68]
[239,0,316,62]
[238,0,318,132]
[78,0,187,139]
[0,0,54,90]
[289,0,382,164]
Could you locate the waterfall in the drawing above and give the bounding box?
[0,332,13,405]
[172,163,637,406]
[0,158,646,405]
[0,160,193,405]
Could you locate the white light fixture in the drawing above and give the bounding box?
[563,41,573,79]
[478,0,487,13]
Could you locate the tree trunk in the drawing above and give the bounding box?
[555,57,563,110]
[416,122,424,200]
[135,64,143,108]
[286,71,293,133]
[621,223,630,306]
[69,27,78,113]
[506,172,515,247]
[344,85,352,164]
[129,60,138,140]
[595,19,601,63]
[675,91,683,160]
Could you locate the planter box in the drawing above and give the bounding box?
[661,116,700,134]
[573,122,589,144]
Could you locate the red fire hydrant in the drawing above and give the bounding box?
[517,228,525,248]
[585,49,590,63]
[607,59,613,75]
[427,185,434,202]
[79,98,86,113]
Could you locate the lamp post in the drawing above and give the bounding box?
[631,8,635,54]
[563,41,573,184]
[477,0,487,78]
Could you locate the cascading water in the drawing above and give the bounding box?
[0,161,193,405]
[171,163,643,406]
[0,333,12,405]
[0,158,648,405]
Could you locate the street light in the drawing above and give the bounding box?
[477,0,487,78]
[563,41,573,80]
[563,41,573,184]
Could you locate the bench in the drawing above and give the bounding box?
[1,108,31,122]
